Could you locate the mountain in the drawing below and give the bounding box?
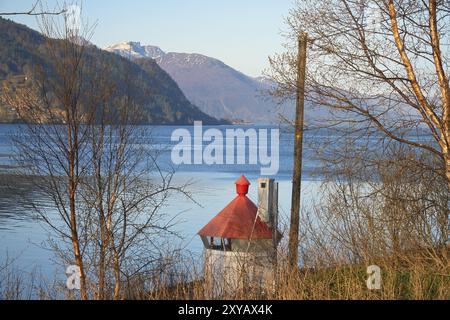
[105,42,295,123]
[0,18,225,125]
[105,41,165,60]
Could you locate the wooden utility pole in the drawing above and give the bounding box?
[288,32,307,269]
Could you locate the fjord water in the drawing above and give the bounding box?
[0,124,326,280]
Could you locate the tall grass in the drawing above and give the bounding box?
[1,240,448,300]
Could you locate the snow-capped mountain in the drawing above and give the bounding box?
[105,41,165,59]
[104,41,294,123]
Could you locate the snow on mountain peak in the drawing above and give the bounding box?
[104,42,165,59]
[104,42,225,67]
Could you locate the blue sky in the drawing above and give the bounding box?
[0,0,294,77]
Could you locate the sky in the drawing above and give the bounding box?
[0,0,294,77]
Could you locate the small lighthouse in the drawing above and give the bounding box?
[198,175,281,297]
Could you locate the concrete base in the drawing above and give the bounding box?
[203,248,275,298]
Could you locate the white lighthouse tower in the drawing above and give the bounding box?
[198,175,281,298]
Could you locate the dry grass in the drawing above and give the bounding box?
[1,242,448,300]
[134,245,449,300]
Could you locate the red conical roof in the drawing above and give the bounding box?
[198,176,273,239]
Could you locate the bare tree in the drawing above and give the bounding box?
[268,0,450,192]
[77,59,192,300]
[0,0,65,16]
[1,7,192,299]
[298,142,449,269]
[2,8,96,298]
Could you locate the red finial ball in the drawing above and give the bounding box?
[235,175,250,196]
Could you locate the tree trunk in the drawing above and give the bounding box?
[113,249,121,300]
[69,184,87,300]
[443,158,450,195]
[68,124,87,300]
[98,221,106,300]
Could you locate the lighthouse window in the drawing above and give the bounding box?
[224,238,232,250]
[260,182,266,188]
[209,237,232,250]
[210,237,221,249]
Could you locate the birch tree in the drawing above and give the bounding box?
[269,0,450,191]
[2,7,191,300]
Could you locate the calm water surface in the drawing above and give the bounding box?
[0,124,328,280]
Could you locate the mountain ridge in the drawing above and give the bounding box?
[0,19,225,125]
[105,41,294,123]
